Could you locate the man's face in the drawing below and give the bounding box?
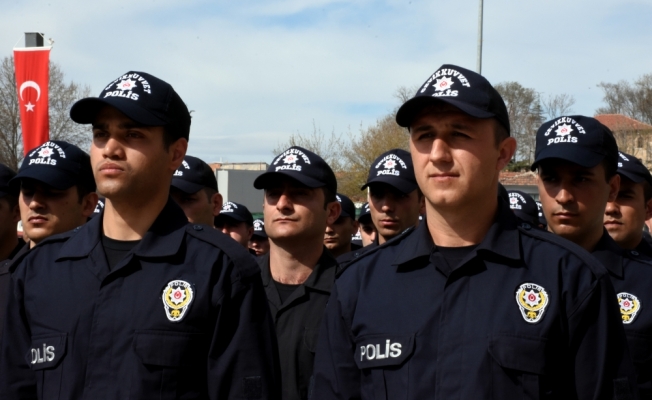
[537,160,619,246]
[263,179,339,243]
[324,215,359,256]
[170,187,222,226]
[358,220,377,246]
[91,106,186,202]
[216,218,253,247]
[368,183,422,244]
[0,196,20,242]
[409,104,515,211]
[249,236,270,256]
[19,180,93,246]
[604,178,652,249]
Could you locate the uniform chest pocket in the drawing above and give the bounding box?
[26,332,68,400]
[488,334,549,400]
[354,333,415,400]
[132,330,205,400]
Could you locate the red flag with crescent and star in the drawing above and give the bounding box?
[14,47,51,156]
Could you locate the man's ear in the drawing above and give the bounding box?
[645,197,652,221]
[327,201,342,226]
[11,203,20,225]
[169,138,188,172]
[496,137,517,171]
[210,192,223,216]
[247,226,254,241]
[81,192,100,219]
[607,174,620,202]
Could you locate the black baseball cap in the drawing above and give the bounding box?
[90,197,105,219]
[0,164,17,197]
[11,141,95,191]
[531,116,618,171]
[252,218,268,239]
[361,149,418,194]
[396,64,510,132]
[507,190,538,225]
[336,193,356,219]
[254,146,337,193]
[70,71,191,140]
[358,202,371,224]
[171,155,218,194]
[215,201,254,226]
[536,201,547,227]
[617,151,652,187]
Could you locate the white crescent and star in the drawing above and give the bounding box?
[19,81,41,102]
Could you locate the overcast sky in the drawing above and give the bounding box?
[2,0,651,164]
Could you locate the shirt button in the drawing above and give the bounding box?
[193,225,203,231]
[631,250,639,256]
[521,223,531,230]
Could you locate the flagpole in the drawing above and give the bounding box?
[476,0,483,74]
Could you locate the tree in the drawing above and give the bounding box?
[596,74,652,125]
[0,56,91,169]
[541,93,575,121]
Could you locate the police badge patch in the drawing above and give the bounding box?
[617,292,640,324]
[515,283,549,324]
[162,280,194,322]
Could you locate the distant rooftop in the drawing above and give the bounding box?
[208,162,269,172]
[499,171,538,186]
[594,114,652,132]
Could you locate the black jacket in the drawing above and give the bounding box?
[259,249,337,400]
[0,199,281,399]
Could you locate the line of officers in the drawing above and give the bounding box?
[0,64,650,399]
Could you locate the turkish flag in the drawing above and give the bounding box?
[14,47,50,156]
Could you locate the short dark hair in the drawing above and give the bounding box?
[204,187,218,204]
[601,155,618,182]
[75,184,95,204]
[0,194,17,210]
[493,119,509,147]
[643,181,652,202]
[322,186,337,209]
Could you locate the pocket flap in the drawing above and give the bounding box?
[626,331,652,364]
[354,334,415,369]
[488,334,548,375]
[133,330,204,367]
[26,332,67,370]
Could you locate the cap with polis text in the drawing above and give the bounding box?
[536,201,547,227]
[507,190,538,225]
[0,164,17,197]
[396,64,510,132]
[531,116,618,171]
[336,193,356,219]
[70,71,191,140]
[90,197,105,219]
[358,202,371,224]
[215,201,253,226]
[361,149,418,194]
[10,141,95,191]
[617,151,652,187]
[254,146,337,193]
[252,219,268,239]
[171,155,218,194]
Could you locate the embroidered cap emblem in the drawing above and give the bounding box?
[162,280,194,322]
[617,292,640,324]
[516,283,549,324]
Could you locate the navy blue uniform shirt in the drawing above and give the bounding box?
[0,199,281,399]
[592,232,652,399]
[312,201,637,399]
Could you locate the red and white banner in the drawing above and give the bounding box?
[14,47,51,156]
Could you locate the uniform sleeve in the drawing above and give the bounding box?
[568,273,639,400]
[311,283,361,400]
[206,254,281,400]
[0,264,37,399]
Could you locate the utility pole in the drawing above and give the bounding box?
[476,0,483,74]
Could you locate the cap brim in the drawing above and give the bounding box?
[70,97,168,126]
[215,213,247,223]
[531,145,605,171]
[513,210,538,225]
[396,96,494,128]
[252,231,268,239]
[11,167,76,190]
[361,177,419,195]
[618,170,646,184]
[254,171,325,190]
[171,179,205,194]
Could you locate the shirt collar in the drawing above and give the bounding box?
[393,198,522,267]
[260,247,337,293]
[57,197,189,260]
[590,230,624,278]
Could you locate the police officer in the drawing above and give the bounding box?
[214,201,255,248]
[356,202,376,246]
[0,71,280,399]
[312,64,637,399]
[604,151,652,256]
[253,146,341,400]
[12,140,98,249]
[249,218,270,256]
[170,154,223,226]
[363,148,423,245]
[534,117,652,397]
[506,189,540,226]
[324,193,360,258]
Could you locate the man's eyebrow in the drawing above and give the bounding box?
[91,122,147,130]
